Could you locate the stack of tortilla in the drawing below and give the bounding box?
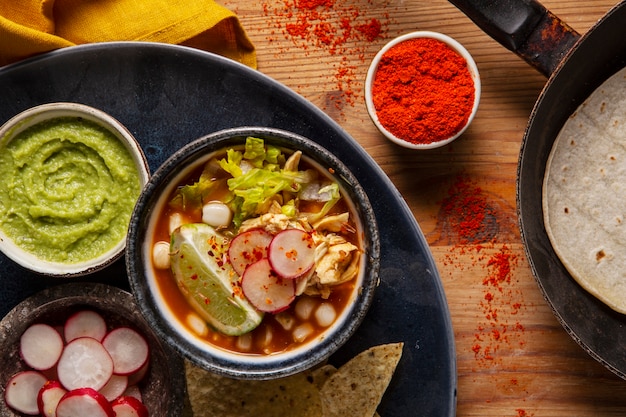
[543,66,626,314]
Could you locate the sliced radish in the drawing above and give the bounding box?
[228,228,273,275]
[64,310,108,342]
[111,395,149,417]
[4,371,47,415]
[122,385,143,402]
[57,337,114,391]
[102,327,149,376]
[20,323,64,370]
[37,380,67,417]
[98,373,128,401]
[268,229,316,279]
[241,258,296,313]
[55,388,114,417]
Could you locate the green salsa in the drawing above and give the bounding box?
[0,117,142,264]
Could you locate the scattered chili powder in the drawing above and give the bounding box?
[259,0,392,114]
[371,38,475,145]
[439,176,495,244]
[438,174,531,415]
[439,175,524,361]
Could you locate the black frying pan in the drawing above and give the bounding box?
[449,0,626,378]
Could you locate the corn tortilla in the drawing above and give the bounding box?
[543,66,626,314]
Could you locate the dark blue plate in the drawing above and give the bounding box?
[0,42,456,416]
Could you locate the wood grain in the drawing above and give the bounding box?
[223,0,626,415]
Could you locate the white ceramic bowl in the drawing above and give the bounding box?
[126,127,380,380]
[0,103,149,277]
[365,31,481,149]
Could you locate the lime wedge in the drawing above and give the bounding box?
[170,223,263,336]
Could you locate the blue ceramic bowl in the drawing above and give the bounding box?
[126,127,380,380]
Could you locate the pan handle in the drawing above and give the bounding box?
[448,0,580,77]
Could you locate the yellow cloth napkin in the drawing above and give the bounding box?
[0,0,256,68]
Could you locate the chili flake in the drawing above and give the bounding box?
[259,0,393,114]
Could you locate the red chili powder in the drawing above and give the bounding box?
[372,38,475,145]
[439,174,530,414]
[260,0,392,113]
[297,0,334,8]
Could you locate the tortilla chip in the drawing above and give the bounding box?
[185,361,323,417]
[309,364,337,389]
[309,364,382,417]
[319,342,403,417]
[184,343,401,417]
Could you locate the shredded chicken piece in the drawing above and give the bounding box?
[239,213,293,234]
[267,200,283,214]
[312,212,350,232]
[253,194,283,217]
[315,242,359,285]
[302,273,332,299]
[239,211,311,234]
[283,150,302,171]
[294,270,314,296]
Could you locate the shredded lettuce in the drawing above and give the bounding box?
[218,148,244,178]
[169,163,224,211]
[169,136,342,229]
[227,163,314,226]
[281,200,297,218]
[238,136,282,170]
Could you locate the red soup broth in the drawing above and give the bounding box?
[149,151,360,355]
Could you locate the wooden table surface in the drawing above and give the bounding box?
[220,0,626,415]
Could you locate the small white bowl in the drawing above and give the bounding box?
[0,103,150,277]
[365,31,481,149]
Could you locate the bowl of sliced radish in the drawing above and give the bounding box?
[0,283,186,417]
[126,126,380,380]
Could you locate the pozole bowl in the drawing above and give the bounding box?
[0,102,150,277]
[126,126,380,380]
[0,282,186,416]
